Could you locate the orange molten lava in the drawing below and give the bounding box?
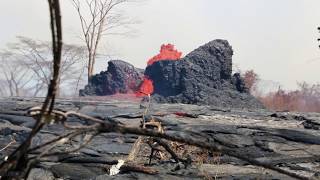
[136,76,154,96]
[147,44,182,66]
[137,44,182,97]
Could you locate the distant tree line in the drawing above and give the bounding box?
[243,70,320,112]
[0,36,87,97]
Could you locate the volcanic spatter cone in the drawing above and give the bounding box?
[79,60,144,96]
[80,40,264,109]
[145,40,264,109]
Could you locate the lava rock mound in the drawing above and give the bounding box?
[80,60,144,96]
[145,39,264,109]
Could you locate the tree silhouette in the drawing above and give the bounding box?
[70,0,136,82]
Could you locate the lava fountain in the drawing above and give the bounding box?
[136,44,182,96]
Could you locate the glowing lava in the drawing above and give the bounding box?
[137,44,182,97]
[147,44,182,66]
[136,76,154,96]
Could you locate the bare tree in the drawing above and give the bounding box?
[0,80,6,96]
[0,51,34,96]
[243,70,259,94]
[70,0,135,82]
[3,36,87,97]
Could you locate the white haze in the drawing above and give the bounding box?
[0,0,319,90]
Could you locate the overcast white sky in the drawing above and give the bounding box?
[0,0,319,90]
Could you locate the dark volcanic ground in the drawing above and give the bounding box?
[1,97,320,179]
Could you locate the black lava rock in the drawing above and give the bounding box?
[232,73,248,93]
[145,39,264,109]
[80,60,144,96]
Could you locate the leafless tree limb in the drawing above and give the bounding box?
[0,52,34,96]
[70,0,136,82]
[0,0,63,178]
[0,37,86,97]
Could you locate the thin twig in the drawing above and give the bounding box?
[0,0,63,178]
[0,138,16,152]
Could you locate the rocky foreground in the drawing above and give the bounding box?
[0,97,320,179]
